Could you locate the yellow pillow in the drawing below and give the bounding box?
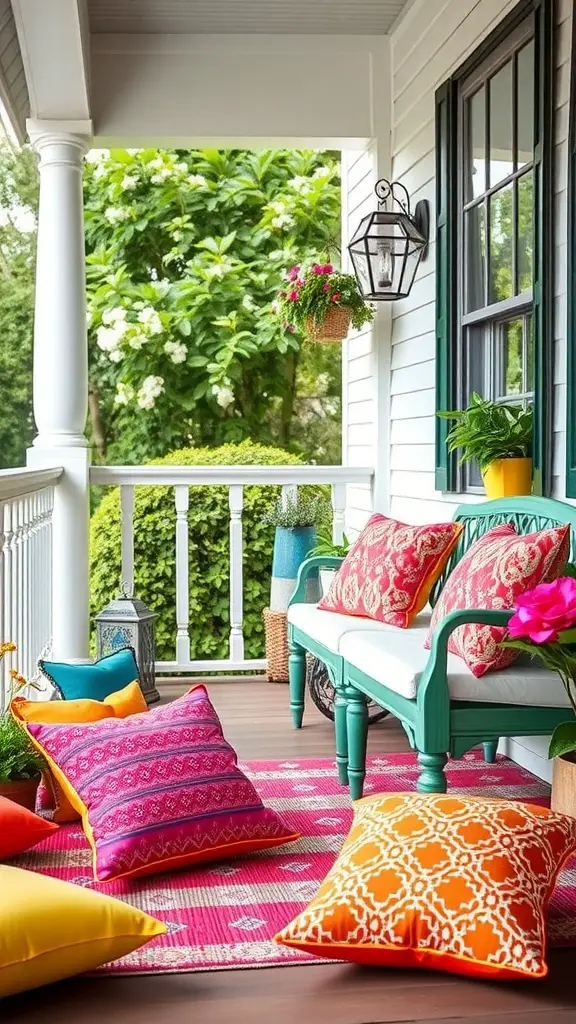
[0,864,165,997]
[11,681,148,823]
[11,679,147,724]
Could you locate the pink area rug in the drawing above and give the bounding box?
[11,751,576,975]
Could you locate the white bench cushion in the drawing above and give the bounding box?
[339,627,571,707]
[288,602,424,653]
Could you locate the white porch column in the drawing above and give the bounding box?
[26,119,93,662]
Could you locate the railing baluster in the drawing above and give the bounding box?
[13,500,21,662]
[228,485,245,664]
[22,495,30,679]
[0,504,5,707]
[120,485,135,592]
[331,483,347,546]
[174,485,190,666]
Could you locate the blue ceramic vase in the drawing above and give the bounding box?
[270,526,320,612]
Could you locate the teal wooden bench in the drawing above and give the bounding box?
[288,496,576,799]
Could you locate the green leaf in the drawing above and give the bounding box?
[557,629,576,645]
[549,721,576,760]
[178,318,192,337]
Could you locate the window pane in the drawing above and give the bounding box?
[466,87,486,200]
[465,203,486,311]
[489,60,513,187]
[517,41,534,169]
[526,314,534,392]
[517,172,533,293]
[499,319,523,397]
[489,183,513,303]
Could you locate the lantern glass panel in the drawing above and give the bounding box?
[348,209,426,301]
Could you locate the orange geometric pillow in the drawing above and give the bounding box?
[317,514,463,628]
[11,681,148,823]
[425,522,570,676]
[275,792,576,980]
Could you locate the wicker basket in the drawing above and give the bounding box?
[306,306,351,344]
[263,607,289,682]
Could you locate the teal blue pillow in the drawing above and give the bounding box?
[39,648,140,702]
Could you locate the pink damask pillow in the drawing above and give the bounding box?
[425,523,571,677]
[25,685,299,882]
[318,513,463,628]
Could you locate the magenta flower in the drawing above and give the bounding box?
[296,278,306,288]
[322,264,333,274]
[287,265,300,282]
[289,289,299,302]
[508,577,576,643]
[331,292,341,302]
[323,282,331,291]
[311,263,324,275]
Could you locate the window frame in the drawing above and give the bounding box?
[435,0,554,495]
[566,5,576,497]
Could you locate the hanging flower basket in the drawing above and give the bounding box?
[305,306,352,344]
[274,260,374,345]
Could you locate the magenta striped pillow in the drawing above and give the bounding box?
[25,685,299,882]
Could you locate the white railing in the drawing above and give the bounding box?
[90,465,374,675]
[0,467,63,705]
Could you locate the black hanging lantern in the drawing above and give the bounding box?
[348,179,430,301]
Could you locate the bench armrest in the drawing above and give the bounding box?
[418,608,513,707]
[288,555,344,606]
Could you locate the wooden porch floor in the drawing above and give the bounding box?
[5,679,576,1024]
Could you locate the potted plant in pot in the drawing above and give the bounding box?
[438,392,533,499]
[275,261,374,344]
[309,530,351,596]
[0,643,45,810]
[261,494,330,683]
[501,576,576,816]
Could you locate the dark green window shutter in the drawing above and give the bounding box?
[566,3,576,497]
[532,0,554,497]
[435,79,457,492]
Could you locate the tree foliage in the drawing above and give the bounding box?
[0,140,37,468]
[84,148,343,464]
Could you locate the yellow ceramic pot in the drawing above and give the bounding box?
[482,457,533,499]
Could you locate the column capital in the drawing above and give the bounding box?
[26,118,93,159]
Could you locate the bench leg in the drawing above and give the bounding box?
[334,687,349,785]
[417,751,448,794]
[483,741,498,764]
[288,641,306,729]
[347,688,369,801]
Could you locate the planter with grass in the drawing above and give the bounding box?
[438,392,533,499]
[0,644,45,810]
[275,261,374,344]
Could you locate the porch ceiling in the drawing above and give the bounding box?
[87,0,410,35]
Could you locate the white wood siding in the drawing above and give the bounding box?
[0,0,28,141]
[383,0,572,524]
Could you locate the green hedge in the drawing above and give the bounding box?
[89,440,305,662]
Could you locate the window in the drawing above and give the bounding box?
[566,7,576,497]
[435,0,553,494]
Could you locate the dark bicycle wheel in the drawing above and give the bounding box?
[306,655,389,724]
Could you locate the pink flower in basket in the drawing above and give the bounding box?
[508,576,576,643]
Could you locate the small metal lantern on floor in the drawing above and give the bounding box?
[95,583,160,705]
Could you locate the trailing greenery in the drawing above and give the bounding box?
[90,440,325,662]
[261,494,331,529]
[309,531,351,559]
[438,392,533,471]
[0,715,44,783]
[275,260,374,337]
[84,149,343,464]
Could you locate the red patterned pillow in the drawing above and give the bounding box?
[425,522,571,677]
[318,514,463,628]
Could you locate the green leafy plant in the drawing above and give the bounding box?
[438,392,533,471]
[0,644,45,783]
[309,531,351,559]
[90,440,327,662]
[261,494,331,529]
[275,260,374,336]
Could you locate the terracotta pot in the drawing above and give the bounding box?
[0,776,40,811]
[551,753,576,818]
[482,457,532,499]
[305,306,351,343]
